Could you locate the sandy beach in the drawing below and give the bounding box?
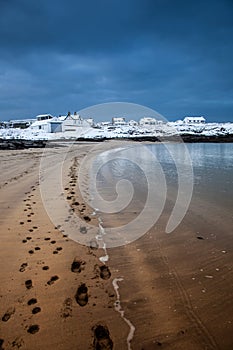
[0,141,232,350]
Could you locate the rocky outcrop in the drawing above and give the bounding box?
[0,139,46,150]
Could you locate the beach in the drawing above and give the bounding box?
[0,141,232,350]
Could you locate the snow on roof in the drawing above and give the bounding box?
[36,114,53,118]
[112,117,125,120]
[58,116,67,121]
[9,119,36,123]
[184,116,205,120]
[140,117,157,121]
[30,119,51,127]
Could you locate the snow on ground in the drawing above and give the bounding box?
[0,122,233,140]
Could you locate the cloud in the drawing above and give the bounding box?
[0,0,233,121]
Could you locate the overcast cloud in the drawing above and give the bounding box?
[0,0,233,121]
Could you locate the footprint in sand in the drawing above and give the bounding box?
[75,283,88,306]
[35,247,41,251]
[93,324,113,350]
[197,236,205,240]
[2,307,15,322]
[44,237,50,241]
[25,280,33,289]
[47,275,59,285]
[71,258,86,273]
[27,325,39,334]
[80,226,87,234]
[19,263,28,272]
[11,338,24,348]
[99,265,111,280]
[27,298,37,306]
[32,307,41,315]
[83,216,91,222]
[28,250,34,255]
[42,266,49,271]
[61,298,73,318]
[50,240,56,244]
[89,240,99,250]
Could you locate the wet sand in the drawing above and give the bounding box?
[0,142,232,350]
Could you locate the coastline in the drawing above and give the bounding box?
[0,142,233,349]
[0,132,233,150]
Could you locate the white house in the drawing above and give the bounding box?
[30,112,93,133]
[139,117,157,126]
[112,117,126,126]
[183,116,206,124]
[62,114,90,132]
[8,119,36,129]
[30,114,54,132]
[30,119,52,133]
[129,120,138,126]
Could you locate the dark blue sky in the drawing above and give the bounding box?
[0,0,233,122]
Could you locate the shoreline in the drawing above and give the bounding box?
[0,142,233,349]
[0,133,233,150]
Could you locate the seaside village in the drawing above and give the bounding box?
[0,112,233,140]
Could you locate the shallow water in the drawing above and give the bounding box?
[89,142,233,349]
[92,142,233,235]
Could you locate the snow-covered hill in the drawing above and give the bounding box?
[0,122,233,141]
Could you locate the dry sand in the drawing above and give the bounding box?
[0,141,232,350]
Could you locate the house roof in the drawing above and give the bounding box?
[184,116,205,120]
[30,120,51,127]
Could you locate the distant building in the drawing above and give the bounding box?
[183,116,206,124]
[30,120,52,132]
[129,120,138,126]
[30,112,92,133]
[62,114,90,132]
[30,114,54,132]
[139,117,157,126]
[112,117,126,126]
[8,119,36,129]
